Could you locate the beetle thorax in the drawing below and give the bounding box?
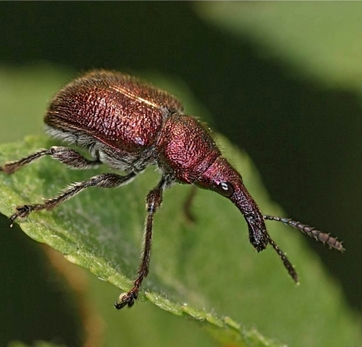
[156,114,221,184]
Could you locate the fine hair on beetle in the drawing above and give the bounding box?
[0,70,345,309]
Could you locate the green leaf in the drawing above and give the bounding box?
[196,2,362,92]
[0,134,360,347]
[7,341,67,347]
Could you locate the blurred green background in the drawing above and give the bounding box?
[0,2,361,347]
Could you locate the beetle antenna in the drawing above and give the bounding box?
[263,215,345,252]
[267,235,298,283]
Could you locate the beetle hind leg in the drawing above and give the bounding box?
[1,146,102,174]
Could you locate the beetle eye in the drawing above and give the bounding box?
[217,182,234,197]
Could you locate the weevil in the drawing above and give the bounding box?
[0,70,344,309]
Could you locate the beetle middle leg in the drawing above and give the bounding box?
[9,172,137,226]
[115,176,170,309]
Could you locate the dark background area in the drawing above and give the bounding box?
[0,2,361,345]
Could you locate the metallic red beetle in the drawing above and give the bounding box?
[0,70,344,309]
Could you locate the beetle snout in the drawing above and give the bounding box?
[245,214,269,252]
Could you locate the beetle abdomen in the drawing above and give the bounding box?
[45,70,183,153]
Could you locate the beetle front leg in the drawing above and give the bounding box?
[115,176,169,309]
[183,185,197,223]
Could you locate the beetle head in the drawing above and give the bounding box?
[195,156,269,252]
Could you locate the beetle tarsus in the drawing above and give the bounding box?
[114,290,138,309]
[9,205,33,226]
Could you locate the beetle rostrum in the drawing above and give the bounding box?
[0,70,344,309]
